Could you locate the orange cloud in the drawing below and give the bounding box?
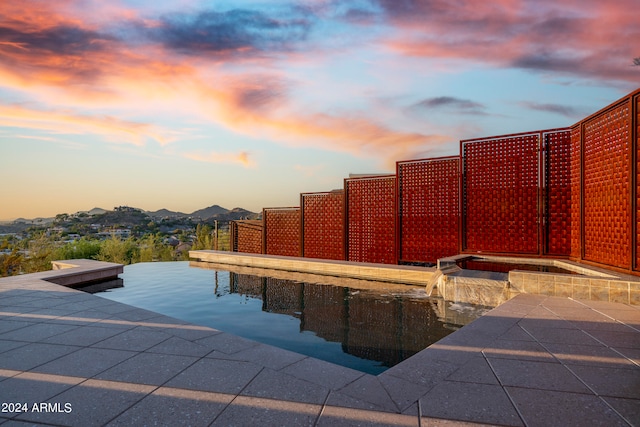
[0,104,171,146]
[182,150,256,168]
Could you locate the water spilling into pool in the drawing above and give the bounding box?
[91,261,490,374]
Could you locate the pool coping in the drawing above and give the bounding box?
[1,260,638,425]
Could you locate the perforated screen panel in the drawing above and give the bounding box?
[462,134,539,254]
[235,221,263,254]
[544,130,572,256]
[397,157,460,263]
[570,126,582,260]
[583,102,631,269]
[345,176,397,264]
[301,191,345,260]
[263,208,301,257]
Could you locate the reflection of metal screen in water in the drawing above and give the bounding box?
[397,157,460,264]
[301,191,345,260]
[462,133,539,254]
[345,176,396,264]
[582,102,631,269]
[263,207,301,257]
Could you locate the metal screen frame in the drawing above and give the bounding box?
[396,156,460,264]
[345,175,397,264]
[262,207,301,257]
[301,190,345,260]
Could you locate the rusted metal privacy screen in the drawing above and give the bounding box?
[263,208,301,257]
[462,134,539,254]
[582,102,631,269]
[345,176,396,264]
[543,131,572,256]
[397,157,460,263]
[637,93,640,270]
[301,191,345,260]
[230,220,263,254]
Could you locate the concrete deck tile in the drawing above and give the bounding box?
[335,374,399,413]
[602,396,640,426]
[164,358,262,394]
[487,357,591,393]
[496,325,536,342]
[196,332,260,355]
[240,368,330,404]
[160,323,221,342]
[0,343,80,371]
[566,364,640,399]
[481,339,557,363]
[146,336,213,357]
[382,352,461,389]
[108,307,164,322]
[317,405,418,427]
[0,320,36,336]
[281,357,364,390]
[506,387,628,427]
[211,395,322,426]
[377,371,432,412]
[107,387,233,427]
[33,347,136,378]
[91,326,172,352]
[223,343,306,370]
[41,324,126,347]
[0,371,84,412]
[522,325,602,346]
[53,309,116,325]
[14,379,154,426]
[324,391,396,413]
[615,346,640,365]
[443,355,500,385]
[94,352,198,386]
[543,342,638,368]
[585,328,640,349]
[0,322,80,343]
[0,340,28,355]
[419,381,523,427]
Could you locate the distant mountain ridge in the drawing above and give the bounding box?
[2,204,260,227]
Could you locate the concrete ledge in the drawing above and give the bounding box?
[189,250,435,286]
[44,259,124,287]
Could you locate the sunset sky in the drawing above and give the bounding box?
[0,0,637,220]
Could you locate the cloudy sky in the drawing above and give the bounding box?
[0,0,637,220]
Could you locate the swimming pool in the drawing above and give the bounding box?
[91,261,489,374]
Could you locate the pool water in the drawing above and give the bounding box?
[457,258,579,275]
[92,261,489,374]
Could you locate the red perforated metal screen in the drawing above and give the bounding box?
[636,93,640,271]
[263,207,301,257]
[543,130,572,256]
[231,220,263,254]
[570,126,582,260]
[345,176,397,264]
[462,133,540,254]
[397,157,460,264]
[582,102,631,269]
[301,191,345,260]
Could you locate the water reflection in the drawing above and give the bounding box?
[228,272,481,369]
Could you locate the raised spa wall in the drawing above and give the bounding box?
[433,255,640,306]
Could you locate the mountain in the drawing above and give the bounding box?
[190,205,229,219]
[146,208,187,218]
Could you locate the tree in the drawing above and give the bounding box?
[0,250,23,277]
[192,224,214,250]
[97,235,138,265]
[54,238,102,260]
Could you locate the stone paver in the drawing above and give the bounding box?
[1,270,639,426]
